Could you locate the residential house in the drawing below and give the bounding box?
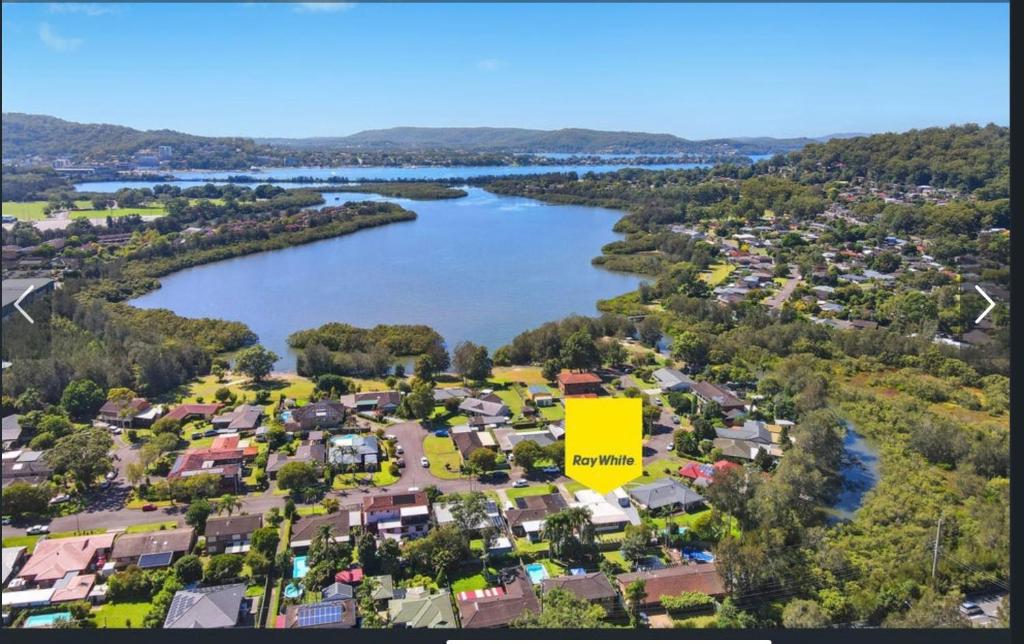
[505,493,567,541]
[1,449,53,487]
[285,599,356,628]
[49,572,98,605]
[556,372,603,397]
[616,563,726,612]
[110,527,196,569]
[452,430,493,460]
[367,574,395,606]
[713,419,779,461]
[499,428,558,454]
[457,567,540,628]
[339,391,402,415]
[267,441,327,479]
[541,572,618,612]
[289,400,347,432]
[433,499,504,536]
[628,478,705,513]
[211,404,264,434]
[362,492,430,541]
[690,381,746,414]
[526,385,554,407]
[163,403,223,424]
[652,368,694,393]
[163,583,251,628]
[166,446,246,491]
[204,514,263,554]
[388,586,458,628]
[570,489,633,532]
[321,582,354,601]
[2,546,27,587]
[458,397,511,419]
[98,397,161,428]
[17,533,116,587]
[433,387,472,404]
[289,511,358,550]
[2,414,22,449]
[327,433,379,471]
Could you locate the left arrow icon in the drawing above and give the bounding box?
[14,284,35,324]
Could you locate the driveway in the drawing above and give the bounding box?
[765,266,801,309]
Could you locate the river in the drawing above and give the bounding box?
[830,424,881,521]
[128,187,642,370]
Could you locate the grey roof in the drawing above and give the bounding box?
[2,546,26,586]
[433,387,472,403]
[368,575,394,601]
[715,420,772,444]
[164,583,246,628]
[506,430,556,450]
[458,397,510,418]
[389,588,458,628]
[652,368,694,389]
[204,514,262,540]
[321,582,354,601]
[628,478,705,510]
[2,415,22,443]
[541,572,617,601]
[2,277,54,309]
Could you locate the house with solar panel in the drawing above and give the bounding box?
[284,598,356,629]
[110,527,196,569]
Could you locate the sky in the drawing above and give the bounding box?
[0,2,1010,139]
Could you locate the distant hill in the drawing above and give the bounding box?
[1,113,265,169]
[258,126,822,155]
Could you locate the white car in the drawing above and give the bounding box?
[420,456,429,467]
[26,525,50,535]
[395,445,404,455]
[105,471,117,480]
[512,480,529,488]
[666,443,674,451]
[385,434,397,441]
[49,494,71,505]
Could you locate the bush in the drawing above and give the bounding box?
[174,554,203,584]
[661,591,715,615]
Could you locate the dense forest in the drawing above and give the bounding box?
[289,322,450,379]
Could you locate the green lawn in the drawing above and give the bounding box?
[514,537,549,554]
[563,481,589,495]
[602,550,627,567]
[124,520,179,533]
[701,262,735,286]
[94,601,152,628]
[451,572,491,593]
[539,404,566,421]
[1,200,169,221]
[48,528,105,540]
[422,434,462,479]
[176,373,316,416]
[505,484,555,501]
[629,457,687,485]
[2,535,41,552]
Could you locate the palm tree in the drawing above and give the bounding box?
[541,506,594,562]
[625,580,647,627]
[217,494,242,516]
[321,498,340,514]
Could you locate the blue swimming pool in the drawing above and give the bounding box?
[283,582,303,599]
[681,547,715,563]
[24,612,72,628]
[524,563,549,584]
[293,555,308,579]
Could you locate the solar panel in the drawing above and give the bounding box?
[138,551,174,569]
[297,602,343,628]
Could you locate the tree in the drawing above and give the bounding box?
[452,341,493,382]
[512,439,544,471]
[46,428,113,489]
[782,599,829,628]
[204,554,244,584]
[413,354,439,382]
[560,330,601,372]
[541,359,562,383]
[216,494,242,516]
[235,345,279,383]
[542,506,595,563]
[356,529,380,575]
[321,497,340,514]
[399,378,435,420]
[716,597,758,628]
[672,331,708,367]
[308,524,349,572]
[60,379,105,421]
[513,587,607,628]
[2,481,52,517]
[184,498,213,533]
[150,416,182,437]
[250,526,280,557]
[638,317,662,347]
[625,580,647,627]
[126,461,146,487]
[174,555,204,584]
[401,525,469,582]
[276,461,320,491]
[883,588,967,628]
[467,447,497,474]
[621,520,655,567]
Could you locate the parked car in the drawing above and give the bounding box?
[959,601,984,617]
[111,427,123,435]
[1,515,11,526]
[26,525,50,535]
[49,494,71,505]
[512,480,529,488]
[541,466,560,474]
[384,433,397,441]
[433,429,449,437]
[395,458,405,468]
[105,471,117,480]
[203,429,218,437]
[666,443,674,451]
[395,445,404,455]
[654,398,663,406]
[671,415,680,424]
[420,457,430,467]
[141,503,158,512]
[191,432,202,440]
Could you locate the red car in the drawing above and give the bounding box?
[141,503,158,512]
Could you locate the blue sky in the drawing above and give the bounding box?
[0,2,1009,139]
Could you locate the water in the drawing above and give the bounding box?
[292,555,308,579]
[524,562,549,584]
[830,424,881,521]
[24,613,72,628]
[73,161,705,193]
[129,187,642,370]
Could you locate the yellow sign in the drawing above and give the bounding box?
[564,398,642,494]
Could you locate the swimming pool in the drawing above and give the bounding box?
[524,563,549,584]
[293,555,308,579]
[283,582,303,599]
[681,547,715,563]
[24,612,72,628]
[280,410,293,422]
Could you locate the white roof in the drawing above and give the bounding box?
[1,587,54,607]
[521,520,544,533]
[400,505,430,517]
[571,490,630,525]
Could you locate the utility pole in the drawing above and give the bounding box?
[931,514,944,580]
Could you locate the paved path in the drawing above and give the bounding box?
[765,266,801,309]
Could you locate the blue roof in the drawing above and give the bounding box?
[296,601,345,627]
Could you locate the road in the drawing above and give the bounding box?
[765,266,801,309]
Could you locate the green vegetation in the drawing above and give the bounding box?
[422,435,462,479]
[94,601,153,628]
[329,182,467,200]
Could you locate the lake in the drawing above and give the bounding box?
[830,424,881,521]
[74,161,706,193]
[129,187,643,370]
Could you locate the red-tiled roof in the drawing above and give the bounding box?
[557,372,602,385]
[362,492,428,512]
[164,403,222,421]
[617,563,726,601]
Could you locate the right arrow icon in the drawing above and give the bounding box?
[974,284,996,324]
